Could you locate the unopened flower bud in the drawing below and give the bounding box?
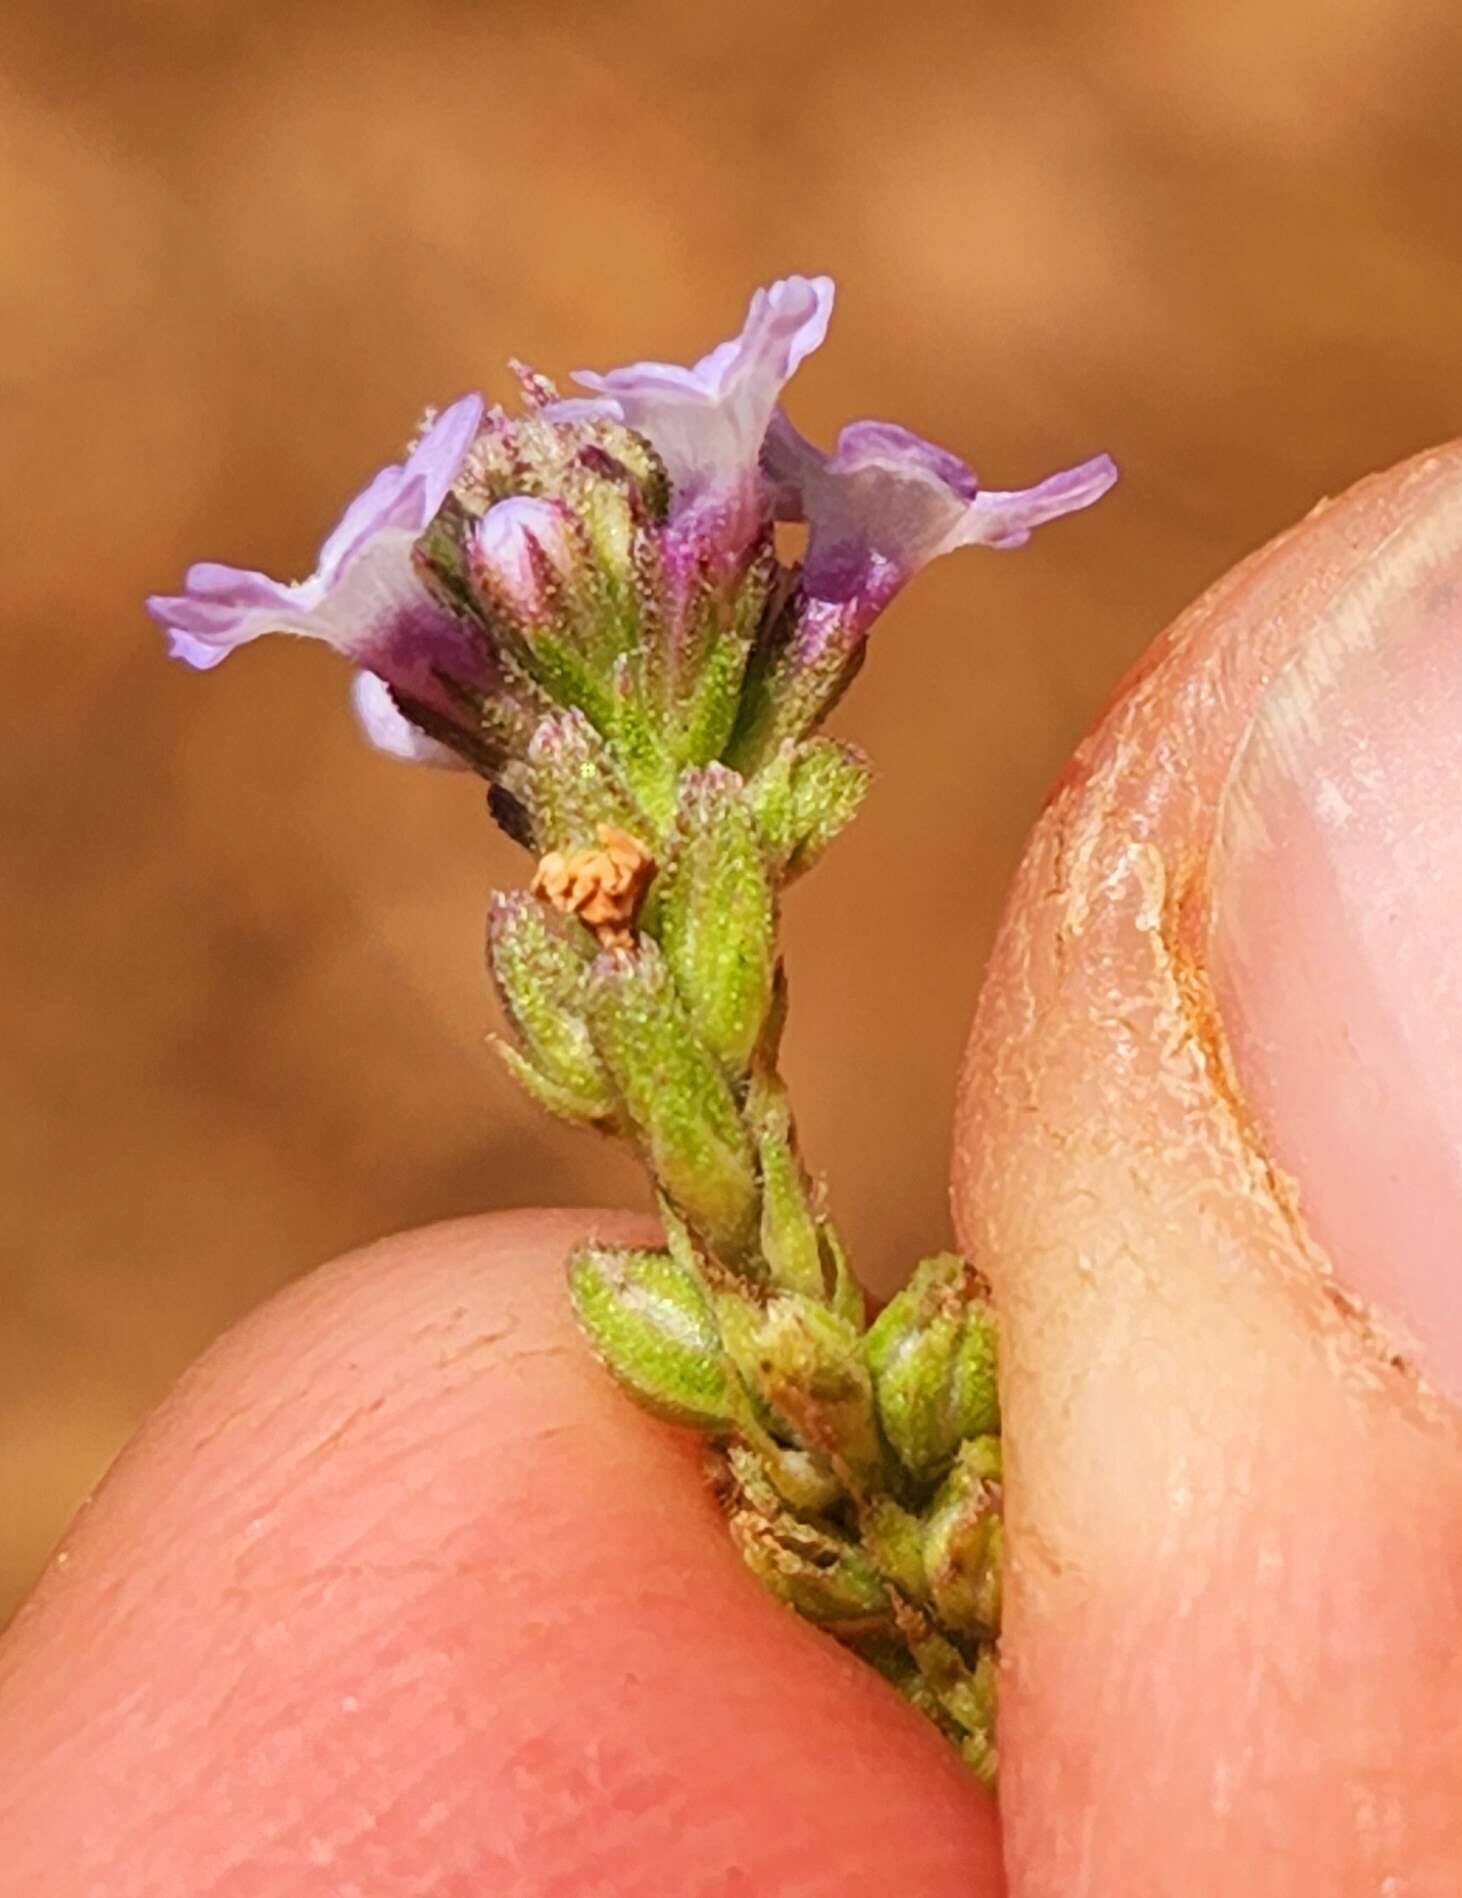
[585,940,760,1264]
[755,737,871,878]
[568,1243,732,1431]
[743,1074,863,1319]
[865,1253,999,1484]
[487,892,616,1127]
[661,764,776,1075]
[754,1096,825,1301]
[470,507,626,732]
[921,1435,1003,1637]
[471,495,577,620]
[718,1445,890,1634]
[523,709,649,856]
[718,1290,882,1488]
[889,1594,999,1786]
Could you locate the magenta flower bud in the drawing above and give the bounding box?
[470,496,577,620]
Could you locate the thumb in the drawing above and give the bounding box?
[0,1210,1001,1896]
[955,446,1462,1895]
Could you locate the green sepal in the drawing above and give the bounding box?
[719,1445,889,1634]
[607,652,678,835]
[519,627,620,732]
[727,606,868,772]
[922,1435,1003,1637]
[863,1644,971,1747]
[746,1071,865,1320]
[717,1290,883,1490]
[572,477,639,609]
[747,1075,825,1301]
[858,1495,929,1602]
[673,616,755,767]
[660,765,776,1076]
[389,649,546,785]
[568,1244,731,1430]
[662,540,771,767]
[721,1390,847,1513]
[585,939,760,1264]
[465,528,622,736]
[757,1118,824,1301]
[523,708,649,854]
[889,1595,999,1786]
[487,892,616,1126]
[412,495,481,622]
[818,1219,867,1332]
[494,1041,613,1129]
[749,738,872,879]
[865,1253,999,1485]
[656,1194,703,1279]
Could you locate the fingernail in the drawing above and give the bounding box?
[1210,509,1462,1400]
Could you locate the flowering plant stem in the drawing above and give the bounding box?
[498,763,1005,1780]
[149,275,1117,1782]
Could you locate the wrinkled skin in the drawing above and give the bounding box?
[4,450,1462,1894]
[957,444,1462,1895]
[0,1212,1001,1896]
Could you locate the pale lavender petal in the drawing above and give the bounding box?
[317,393,483,580]
[719,275,834,402]
[534,395,619,426]
[146,561,319,666]
[164,626,234,670]
[472,496,575,618]
[687,338,742,388]
[182,562,305,609]
[407,392,486,519]
[769,403,1117,614]
[761,410,824,519]
[303,527,461,669]
[148,393,484,675]
[557,276,835,542]
[950,453,1120,550]
[830,420,980,500]
[350,670,466,768]
[573,361,713,403]
[147,590,262,641]
[314,462,421,583]
[765,411,967,594]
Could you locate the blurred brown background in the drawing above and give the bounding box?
[4,0,1461,1622]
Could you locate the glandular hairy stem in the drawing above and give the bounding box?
[481,536,1003,1777]
[154,275,1120,1792]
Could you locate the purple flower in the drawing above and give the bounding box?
[764,413,1118,614]
[471,496,577,620]
[147,394,488,752]
[547,275,834,554]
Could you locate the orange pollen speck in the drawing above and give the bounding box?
[531,825,657,951]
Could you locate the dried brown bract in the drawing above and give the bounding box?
[532,825,657,951]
